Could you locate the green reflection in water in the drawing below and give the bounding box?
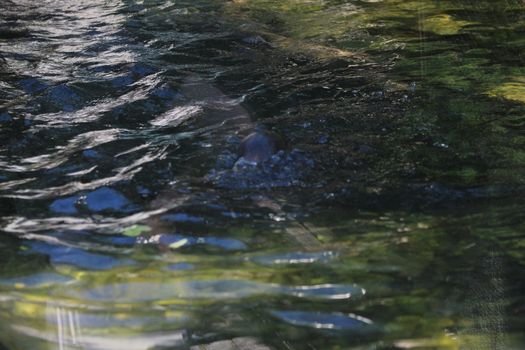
[1,0,525,349]
[2,205,524,348]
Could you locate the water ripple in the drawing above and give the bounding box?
[6,146,168,199]
[30,71,165,127]
[64,280,365,302]
[17,129,122,172]
[252,251,338,265]
[271,310,376,331]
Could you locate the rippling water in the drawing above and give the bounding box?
[1,0,525,349]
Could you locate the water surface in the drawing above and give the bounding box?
[1,0,525,349]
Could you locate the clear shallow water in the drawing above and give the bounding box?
[0,0,524,349]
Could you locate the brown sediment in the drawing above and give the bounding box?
[222,1,369,62]
[268,34,367,62]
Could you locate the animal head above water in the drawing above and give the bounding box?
[238,131,283,164]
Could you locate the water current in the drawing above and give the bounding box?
[1,0,525,349]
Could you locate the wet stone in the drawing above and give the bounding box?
[99,235,136,246]
[0,113,32,132]
[85,187,134,213]
[82,149,101,159]
[215,150,237,169]
[0,112,12,123]
[190,337,272,350]
[27,242,133,270]
[40,84,83,112]
[19,78,48,94]
[49,195,80,215]
[271,310,378,332]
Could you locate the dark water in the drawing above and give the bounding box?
[1,0,524,349]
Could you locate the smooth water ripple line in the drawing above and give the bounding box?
[2,193,192,235]
[66,165,98,177]
[149,105,202,127]
[0,177,37,190]
[142,233,248,251]
[285,284,365,300]
[271,310,375,331]
[3,207,170,235]
[251,251,338,265]
[64,280,366,302]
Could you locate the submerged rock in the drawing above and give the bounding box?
[0,112,12,123]
[39,84,84,112]
[238,131,283,164]
[85,187,135,213]
[190,337,272,350]
[206,148,314,190]
[49,195,80,215]
[271,310,378,332]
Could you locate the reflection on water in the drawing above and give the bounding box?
[270,310,375,331]
[1,0,525,349]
